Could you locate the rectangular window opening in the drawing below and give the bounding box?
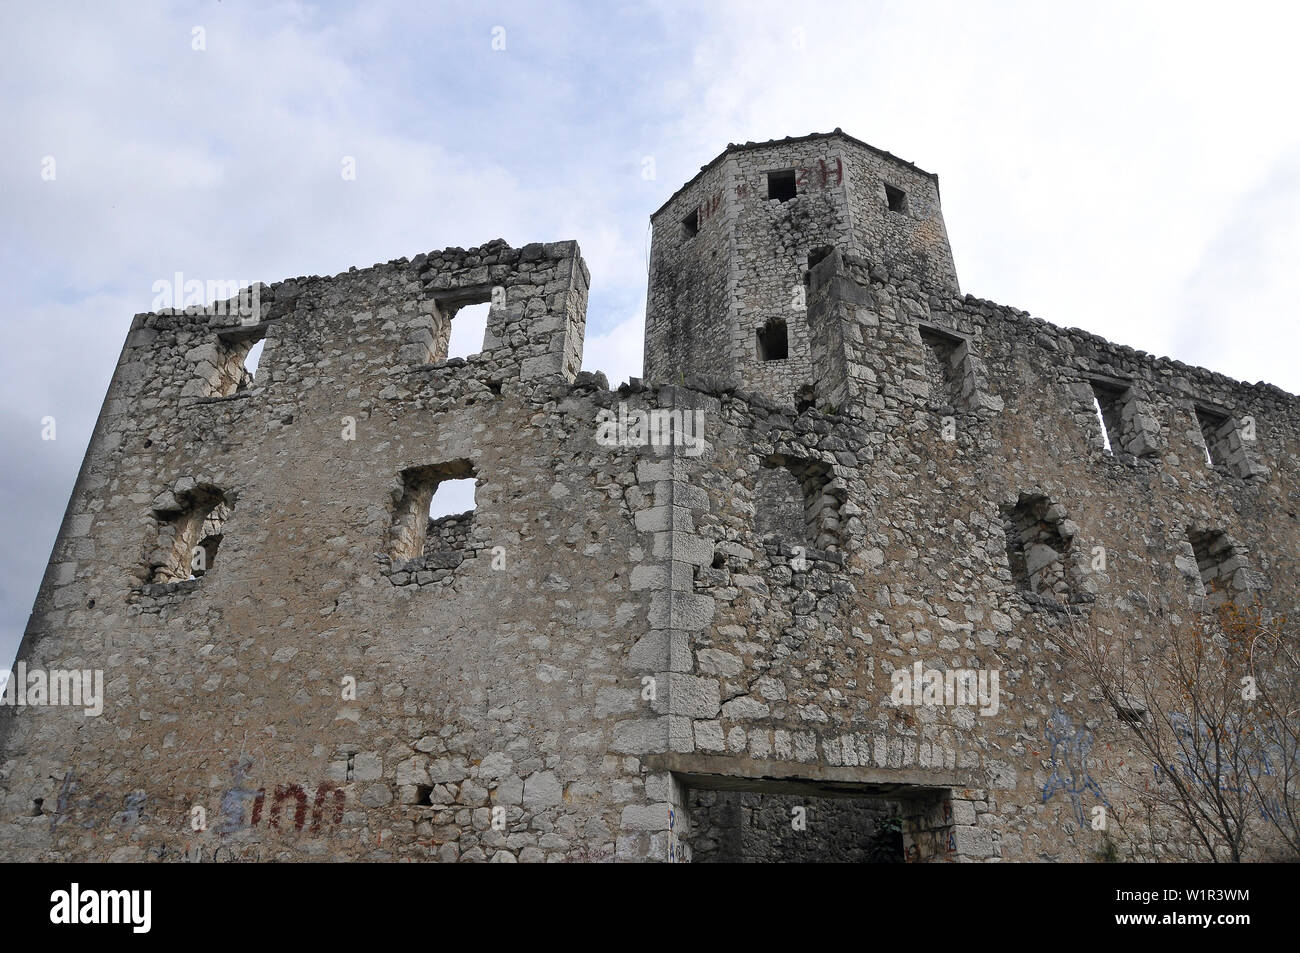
[389,461,478,578]
[1187,529,1246,604]
[1195,406,1230,468]
[756,319,788,362]
[1001,493,1074,603]
[804,246,834,287]
[148,486,232,584]
[884,183,909,214]
[686,785,906,863]
[767,169,797,203]
[918,328,965,408]
[209,329,268,396]
[427,477,477,552]
[682,209,699,238]
[447,301,490,361]
[759,455,840,553]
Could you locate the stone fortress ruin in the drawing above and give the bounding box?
[2,129,1296,861]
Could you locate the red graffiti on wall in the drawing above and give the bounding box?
[795,157,843,191]
[310,783,345,834]
[269,784,308,831]
[698,191,723,224]
[250,782,343,833]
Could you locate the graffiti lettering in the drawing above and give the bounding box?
[218,758,259,834]
[42,762,346,839]
[1042,709,1108,826]
[269,783,308,831]
[698,191,723,224]
[1153,714,1298,818]
[311,783,345,834]
[793,157,843,194]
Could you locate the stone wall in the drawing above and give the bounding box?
[636,248,1297,862]
[0,241,672,864]
[3,133,1297,863]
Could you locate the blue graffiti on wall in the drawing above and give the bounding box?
[1042,710,1108,826]
[217,757,259,835]
[1153,714,1295,819]
[1154,713,1245,793]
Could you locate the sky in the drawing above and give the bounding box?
[2,0,1298,669]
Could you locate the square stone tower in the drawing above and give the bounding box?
[644,130,959,406]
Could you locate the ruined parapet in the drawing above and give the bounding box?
[417,239,589,384]
[803,248,1002,420]
[13,240,590,611]
[112,239,588,414]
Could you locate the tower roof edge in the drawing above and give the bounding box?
[649,129,938,220]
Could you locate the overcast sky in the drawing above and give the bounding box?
[2,0,1297,669]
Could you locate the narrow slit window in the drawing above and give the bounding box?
[1091,396,1112,452]
[1195,406,1230,468]
[1088,380,1127,455]
[767,170,797,203]
[243,339,265,380]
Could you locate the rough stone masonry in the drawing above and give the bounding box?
[2,129,1296,862]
